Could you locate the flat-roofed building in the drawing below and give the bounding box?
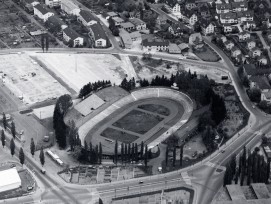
[0,169,21,193]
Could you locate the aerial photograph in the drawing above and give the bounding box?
[0,0,271,203]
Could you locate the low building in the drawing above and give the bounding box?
[45,0,61,8]
[237,10,254,24]
[258,55,268,65]
[224,40,234,50]
[112,17,124,27]
[156,14,168,28]
[216,3,231,14]
[249,75,271,92]
[249,47,262,58]
[165,0,181,13]
[168,24,182,36]
[142,39,169,52]
[78,10,97,27]
[0,169,21,193]
[89,23,107,48]
[189,32,202,45]
[220,12,237,24]
[120,22,135,32]
[178,43,189,52]
[119,29,132,49]
[129,31,141,41]
[23,0,40,12]
[231,46,241,58]
[243,64,271,78]
[200,19,215,35]
[231,1,248,12]
[261,90,271,103]
[247,39,256,50]
[129,18,146,30]
[180,9,198,26]
[102,11,118,20]
[61,0,80,16]
[168,43,181,54]
[63,27,84,47]
[34,4,54,22]
[238,31,250,41]
[185,0,197,10]
[216,34,227,43]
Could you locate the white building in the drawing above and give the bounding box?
[45,0,61,8]
[78,10,97,27]
[129,18,146,30]
[89,23,107,47]
[63,27,84,47]
[34,4,54,22]
[0,169,21,193]
[61,0,80,16]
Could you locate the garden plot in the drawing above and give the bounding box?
[31,53,129,92]
[0,54,69,104]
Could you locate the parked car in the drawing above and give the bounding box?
[192,151,198,158]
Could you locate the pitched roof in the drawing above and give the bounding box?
[63,27,81,40]
[186,0,196,4]
[231,46,240,52]
[216,3,231,10]
[262,90,271,99]
[243,64,271,76]
[120,22,135,29]
[236,10,254,18]
[79,10,96,23]
[129,31,141,39]
[220,12,237,20]
[250,76,271,90]
[231,1,248,9]
[239,31,250,36]
[142,39,169,47]
[181,8,197,18]
[34,4,51,15]
[119,29,132,45]
[90,23,107,40]
[165,0,178,8]
[112,17,124,23]
[129,18,145,26]
[47,16,66,28]
[224,40,234,45]
[251,47,261,52]
[25,0,39,4]
[199,19,215,29]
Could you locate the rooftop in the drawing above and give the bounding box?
[79,10,96,23]
[63,27,81,40]
[129,18,145,26]
[120,22,135,29]
[0,169,21,189]
[142,39,169,47]
[34,4,51,15]
[90,23,107,40]
[250,75,271,90]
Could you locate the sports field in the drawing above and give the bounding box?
[31,53,135,92]
[0,54,69,104]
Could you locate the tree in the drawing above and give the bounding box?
[180,145,184,167]
[248,88,261,103]
[140,141,144,159]
[1,130,5,148]
[173,146,176,167]
[2,113,6,130]
[165,145,169,166]
[71,146,82,160]
[39,147,45,166]
[11,121,16,139]
[30,138,35,157]
[121,143,124,163]
[41,35,45,52]
[128,143,131,162]
[45,35,49,52]
[144,145,148,167]
[10,138,15,157]
[114,141,118,164]
[99,142,102,164]
[53,94,73,149]
[135,143,138,162]
[19,147,25,166]
[67,120,78,152]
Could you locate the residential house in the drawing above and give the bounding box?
[243,21,256,30]
[238,31,250,41]
[46,16,67,31]
[261,90,271,103]
[142,39,169,52]
[168,43,182,54]
[165,0,181,13]
[78,10,97,27]
[220,12,237,24]
[63,27,84,47]
[216,3,231,14]
[216,34,227,43]
[231,46,241,57]
[119,29,132,49]
[200,19,215,35]
[129,9,153,20]
[224,40,234,50]
[23,0,40,12]
[249,47,262,58]
[231,1,248,12]
[120,22,135,32]
[249,76,271,92]
[189,33,202,45]
[112,17,124,27]
[129,31,141,41]
[180,9,198,26]
[168,24,182,36]
[247,39,256,50]
[267,16,271,28]
[45,0,61,8]
[156,14,168,28]
[243,64,271,78]
[61,0,80,16]
[267,31,271,41]
[258,55,268,65]
[185,0,197,10]
[34,4,54,22]
[198,4,210,18]
[89,23,108,48]
[178,43,189,53]
[223,24,233,33]
[103,12,118,20]
[129,18,146,30]
[237,10,254,24]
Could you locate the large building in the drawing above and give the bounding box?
[34,4,54,22]
[0,169,21,193]
[89,23,108,48]
[61,0,80,16]
[63,27,84,47]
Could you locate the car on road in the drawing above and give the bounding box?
[192,151,198,158]
[139,181,144,184]
[27,186,34,191]
[40,168,46,174]
[252,105,255,109]
[10,164,16,168]
[221,149,225,153]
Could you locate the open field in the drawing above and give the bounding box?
[193,44,221,62]
[0,54,69,104]
[32,53,131,92]
[112,109,164,134]
[138,104,170,116]
[101,127,139,143]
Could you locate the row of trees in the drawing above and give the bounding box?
[165,145,184,167]
[224,146,270,186]
[120,77,136,92]
[41,34,49,53]
[79,80,111,98]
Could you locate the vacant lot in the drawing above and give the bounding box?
[138,104,170,116]
[113,110,164,134]
[193,45,220,62]
[101,127,139,143]
[0,54,69,104]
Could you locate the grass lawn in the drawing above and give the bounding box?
[101,127,139,143]
[138,104,170,116]
[194,45,220,62]
[112,110,164,134]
